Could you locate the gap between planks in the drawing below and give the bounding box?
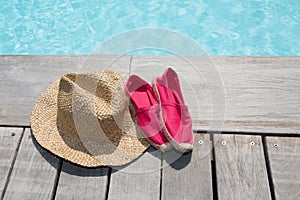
[1,126,298,200]
[0,127,24,200]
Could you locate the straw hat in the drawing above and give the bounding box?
[31,71,150,167]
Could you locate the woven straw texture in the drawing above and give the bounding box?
[31,71,149,167]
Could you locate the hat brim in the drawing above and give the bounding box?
[31,78,150,167]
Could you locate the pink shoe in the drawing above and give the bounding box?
[126,75,170,152]
[152,68,194,153]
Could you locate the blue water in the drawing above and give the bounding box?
[0,0,299,55]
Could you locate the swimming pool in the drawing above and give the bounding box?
[0,0,299,55]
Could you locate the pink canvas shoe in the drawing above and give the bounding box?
[126,75,170,152]
[152,68,194,153]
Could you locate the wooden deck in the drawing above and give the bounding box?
[0,56,299,200]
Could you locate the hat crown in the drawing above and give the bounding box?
[57,70,125,120]
[57,71,131,156]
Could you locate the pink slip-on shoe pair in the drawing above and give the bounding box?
[126,68,194,153]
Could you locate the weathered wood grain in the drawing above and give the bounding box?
[131,56,300,134]
[1,56,300,134]
[161,134,213,200]
[0,127,23,198]
[0,55,131,126]
[108,147,161,200]
[55,161,109,200]
[3,128,60,200]
[266,136,300,200]
[214,134,271,200]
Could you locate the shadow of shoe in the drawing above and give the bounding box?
[163,149,192,170]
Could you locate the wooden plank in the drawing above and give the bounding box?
[0,127,23,197]
[108,148,161,200]
[0,55,131,126]
[131,56,300,134]
[266,136,300,200]
[214,134,271,200]
[1,56,300,133]
[3,128,60,200]
[55,161,109,200]
[161,134,213,200]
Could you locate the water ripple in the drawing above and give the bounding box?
[0,0,299,55]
